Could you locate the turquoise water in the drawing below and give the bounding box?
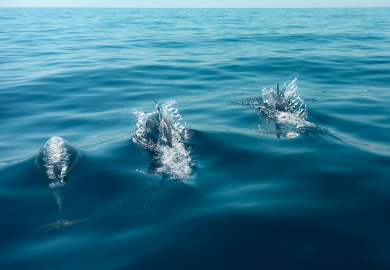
[1,8,390,269]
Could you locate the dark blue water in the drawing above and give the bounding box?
[1,8,390,269]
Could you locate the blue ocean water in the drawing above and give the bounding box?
[1,7,390,269]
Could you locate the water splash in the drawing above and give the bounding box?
[42,136,69,188]
[235,78,320,138]
[133,101,193,182]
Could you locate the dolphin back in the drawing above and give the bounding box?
[161,118,173,147]
[35,136,81,184]
[274,83,289,112]
[145,101,173,148]
[145,113,161,143]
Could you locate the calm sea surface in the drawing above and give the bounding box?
[1,8,390,269]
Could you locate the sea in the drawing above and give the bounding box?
[1,8,390,270]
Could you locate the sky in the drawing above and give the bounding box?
[1,0,390,8]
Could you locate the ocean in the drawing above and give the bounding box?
[1,8,390,269]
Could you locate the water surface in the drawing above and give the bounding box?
[1,8,390,270]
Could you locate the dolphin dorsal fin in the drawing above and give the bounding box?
[277,83,280,95]
[153,100,162,119]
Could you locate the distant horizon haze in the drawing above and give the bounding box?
[1,0,390,8]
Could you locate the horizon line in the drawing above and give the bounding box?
[1,6,390,8]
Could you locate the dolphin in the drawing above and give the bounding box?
[145,100,173,148]
[274,83,289,112]
[33,136,89,233]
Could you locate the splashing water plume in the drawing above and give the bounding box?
[234,78,320,138]
[133,101,193,182]
[260,79,319,137]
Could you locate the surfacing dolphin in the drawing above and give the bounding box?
[274,83,289,112]
[33,136,90,233]
[258,83,306,138]
[145,100,173,148]
[273,83,306,117]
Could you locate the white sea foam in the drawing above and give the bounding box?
[133,101,193,182]
[42,136,69,188]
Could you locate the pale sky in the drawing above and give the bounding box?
[1,0,390,8]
